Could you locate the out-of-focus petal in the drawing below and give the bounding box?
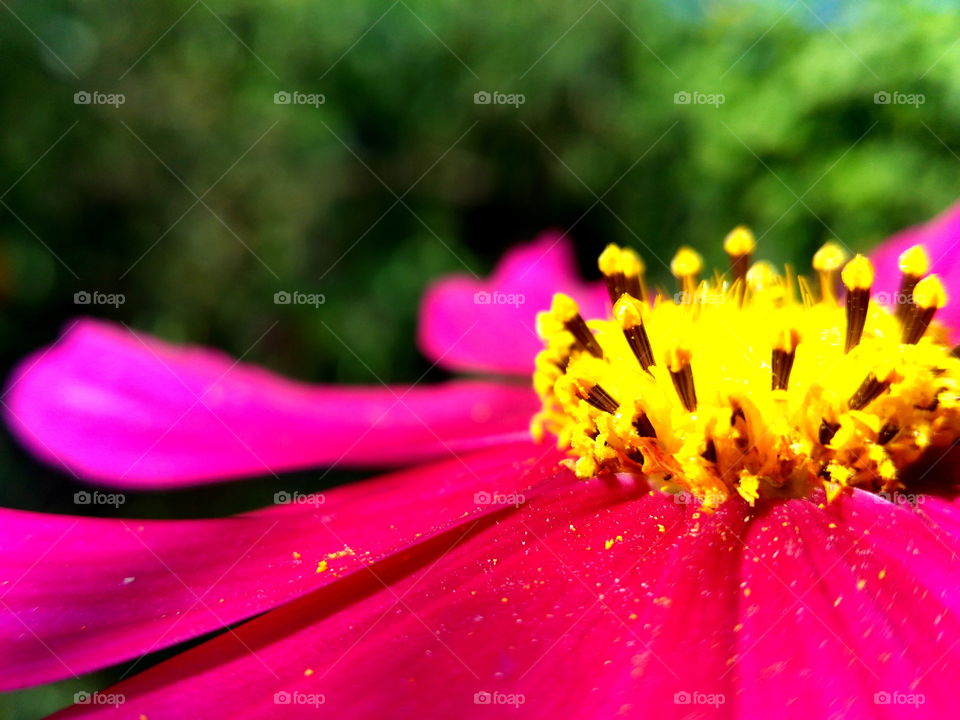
[870,201,960,333]
[418,232,608,375]
[0,441,564,691]
[4,319,538,487]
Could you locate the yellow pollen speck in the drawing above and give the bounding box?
[657,524,666,533]
[856,579,867,591]
[532,237,960,510]
[604,535,624,550]
[304,668,314,676]
[316,560,328,573]
[899,245,930,277]
[834,596,843,607]
[723,226,756,257]
[292,551,301,560]
[500,597,509,603]
[654,596,672,608]
[327,547,355,560]
[743,587,751,598]
[878,569,887,580]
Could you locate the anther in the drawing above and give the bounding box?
[620,247,646,302]
[666,346,697,412]
[849,368,897,411]
[896,245,929,322]
[813,241,847,304]
[841,254,874,353]
[598,244,626,306]
[771,328,800,390]
[901,275,946,344]
[723,226,756,285]
[633,412,657,438]
[545,294,604,358]
[671,247,703,303]
[877,422,899,445]
[614,295,655,371]
[819,419,840,445]
[576,381,619,414]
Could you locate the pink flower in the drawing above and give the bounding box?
[4,212,960,719]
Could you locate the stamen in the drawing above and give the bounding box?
[633,412,657,438]
[614,295,655,371]
[545,293,604,358]
[878,422,899,445]
[671,247,703,302]
[577,381,619,414]
[902,275,946,344]
[849,369,896,411]
[598,244,626,306]
[666,346,697,411]
[896,245,929,322]
[813,242,847,304]
[819,419,840,445]
[841,254,874,353]
[620,248,646,303]
[723,226,756,284]
[771,328,800,390]
[534,231,960,509]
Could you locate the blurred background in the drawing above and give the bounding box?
[3,0,960,714]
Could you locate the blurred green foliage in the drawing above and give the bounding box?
[3,0,960,389]
[3,0,960,714]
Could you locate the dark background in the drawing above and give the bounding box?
[3,0,960,715]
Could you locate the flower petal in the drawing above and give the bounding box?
[418,232,608,375]
[870,200,960,334]
[0,441,564,691]
[51,484,960,719]
[4,319,539,487]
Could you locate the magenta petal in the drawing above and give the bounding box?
[0,441,564,691]
[870,200,960,334]
[418,232,608,375]
[4,319,539,487]
[52,484,960,719]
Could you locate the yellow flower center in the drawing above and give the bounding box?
[532,233,960,510]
